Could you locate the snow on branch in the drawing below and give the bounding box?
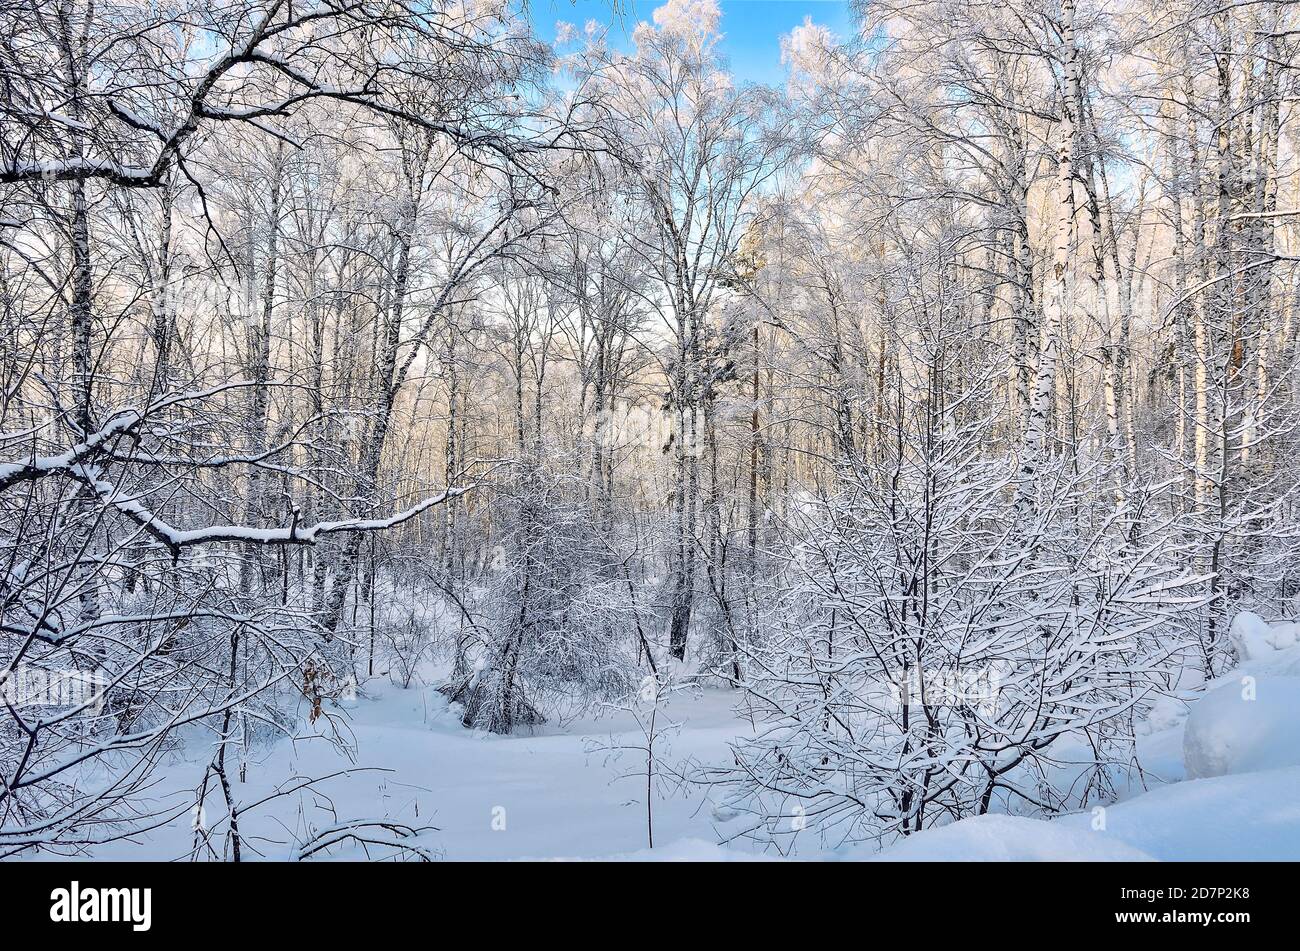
[71,464,474,558]
[0,381,270,493]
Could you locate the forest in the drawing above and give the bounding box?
[3,0,1300,862]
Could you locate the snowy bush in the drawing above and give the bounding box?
[373,590,444,688]
[440,456,637,732]
[710,286,1207,847]
[718,462,1203,847]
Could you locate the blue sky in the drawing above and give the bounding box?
[530,0,856,85]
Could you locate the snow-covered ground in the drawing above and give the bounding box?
[41,613,1300,862]
[64,679,771,861]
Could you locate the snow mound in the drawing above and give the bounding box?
[1229,611,1300,663]
[867,766,1300,862]
[870,815,1154,862]
[1236,638,1300,679]
[1054,766,1300,861]
[1183,676,1300,779]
